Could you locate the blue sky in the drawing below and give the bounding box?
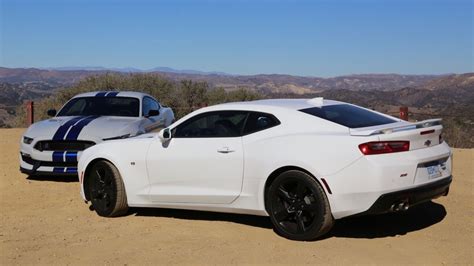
[1,0,472,76]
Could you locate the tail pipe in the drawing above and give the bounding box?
[390,199,410,212]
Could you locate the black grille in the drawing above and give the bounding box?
[34,140,95,151]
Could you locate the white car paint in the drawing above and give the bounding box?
[78,98,452,219]
[20,91,174,176]
[147,136,244,204]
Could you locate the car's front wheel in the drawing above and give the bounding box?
[87,160,128,217]
[267,170,334,241]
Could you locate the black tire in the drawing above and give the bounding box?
[267,170,334,241]
[87,160,128,217]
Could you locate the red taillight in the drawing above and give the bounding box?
[358,141,410,155]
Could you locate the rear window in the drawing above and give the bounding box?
[299,104,397,128]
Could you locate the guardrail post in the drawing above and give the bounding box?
[26,101,34,126]
[399,106,408,121]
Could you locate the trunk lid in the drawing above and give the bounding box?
[350,119,443,150]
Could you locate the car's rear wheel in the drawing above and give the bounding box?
[267,170,333,241]
[88,160,128,217]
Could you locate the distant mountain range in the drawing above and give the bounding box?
[0,66,471,113]
[42,66,231,76]
[158,72,441,94]
[0,67,441,94]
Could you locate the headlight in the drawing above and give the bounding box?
[102,134,130,141]
[23,136,34,144]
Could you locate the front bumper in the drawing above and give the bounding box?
[20,151,79,176]
[355,175,452,216]
[20,166,78,176]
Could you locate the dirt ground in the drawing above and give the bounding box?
[1,128,473,265]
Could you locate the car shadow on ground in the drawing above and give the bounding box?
[326,201,447,239]
[133,207,274,229]
[132,201,446,240]
[26,175,78,183]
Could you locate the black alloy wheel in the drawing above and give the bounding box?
[268,170,333,241]
[88,160,128,217]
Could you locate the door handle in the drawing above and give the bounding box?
[217,147,235,154]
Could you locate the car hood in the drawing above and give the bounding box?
[24,116,143,141]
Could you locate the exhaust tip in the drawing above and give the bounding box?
[402,202,409,211]
[390,204,396,212]
[391,200,409,212]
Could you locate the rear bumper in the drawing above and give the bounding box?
[326,142,452,219]
[354,175,452,216]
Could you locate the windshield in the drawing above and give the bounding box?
[300,104,397,128]
[57,97,140,117]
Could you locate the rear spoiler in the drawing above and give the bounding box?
[350,119,442,136]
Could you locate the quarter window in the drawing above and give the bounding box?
[243,112,280,135]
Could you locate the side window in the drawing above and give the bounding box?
[174,111,248,138]
[150,98,160,111]
[243,112,280,135]
[142,97,160,116]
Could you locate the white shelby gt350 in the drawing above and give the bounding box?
[20,91,174,176]
[78,98,452,240]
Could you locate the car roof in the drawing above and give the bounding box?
[171,97,350,130]
[213,98,345,111]
[73,91,152,99]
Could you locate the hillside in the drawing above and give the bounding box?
[418,73,474,91]
[0,67,439,96]
[268,73,474,109]
[0,67,107,85]
[156,72,439,94]
[0,83,56,107]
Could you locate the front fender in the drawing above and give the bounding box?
[78,148,122,201]
[78,138,153,205]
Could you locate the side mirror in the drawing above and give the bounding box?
[158,128,172,143]
[47,109,57,117]
[146,109,160,117]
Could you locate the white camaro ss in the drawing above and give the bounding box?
[20,91,174,176]
[78,98,452,240]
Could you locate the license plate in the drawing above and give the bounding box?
[427,165,442,179]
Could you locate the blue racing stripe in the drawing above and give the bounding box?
[52,116,84,140]
[65,151,78,162]
[52,151,65,162]
[53,167,65,173]
[95,91,107,97]
[106,91,119,97]
[66,167,77,173]
[65,115,100,140]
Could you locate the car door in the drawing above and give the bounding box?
[146,110,248,204]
